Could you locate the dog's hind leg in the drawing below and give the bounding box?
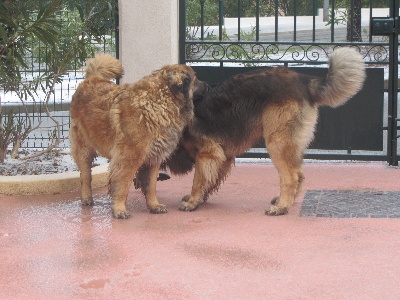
[78,149,97,206]
[265,137,303,216]
[270,168,304,205]
[70,127,96,206]
[263,102,317,215]
[136,164,168,214]
[108,148,145,219]
[295,168,305,198]
[263,104,310,216]
[179,140,226,211]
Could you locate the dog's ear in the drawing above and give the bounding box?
[163,69,191,96]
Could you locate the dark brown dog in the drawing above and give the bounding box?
[137,47,366,216]
[70,54,208,218]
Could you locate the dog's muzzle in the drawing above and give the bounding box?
[193,81,209,101]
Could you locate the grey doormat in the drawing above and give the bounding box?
[300,190,400,218]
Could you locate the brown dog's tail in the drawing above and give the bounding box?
[313,47,366,108]
[85,53,124,80]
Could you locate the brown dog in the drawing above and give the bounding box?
[137,47,366,216]
[70,54,208,218]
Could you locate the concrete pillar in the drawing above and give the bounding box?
[118,0,179,83]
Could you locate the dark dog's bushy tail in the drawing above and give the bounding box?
[313,47,366,108]
[85,53,124,80]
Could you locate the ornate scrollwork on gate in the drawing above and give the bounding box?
[363,45,389,62]
[185,42,389,64]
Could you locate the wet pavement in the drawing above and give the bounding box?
[0,161,399,299]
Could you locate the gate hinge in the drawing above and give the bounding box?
[371,17,400,36]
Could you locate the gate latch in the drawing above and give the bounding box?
[371,17,400,36]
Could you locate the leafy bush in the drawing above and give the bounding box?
[0,0,116,161]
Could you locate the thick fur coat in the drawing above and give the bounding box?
[70,54,208,218]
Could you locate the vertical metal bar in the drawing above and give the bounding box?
[275,0,279,41]
[369,0,372,42]
[312,0,316,41]
[200,0,205,40]
[350,0,354,41]
[219,0,223,40]
[178,0,186,64]
[294,0,297,41]
[256,0,260,41]
[219,0,223,67]
[393,0,399,166]
[331,0,335,42]
[237,0,241,40]
[387,0,399,165]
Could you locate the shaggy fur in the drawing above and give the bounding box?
[70,54,208,218]
[137,47,366,216]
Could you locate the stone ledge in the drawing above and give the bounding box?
[0,164,109,195]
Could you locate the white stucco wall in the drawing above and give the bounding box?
[118,0,179,83]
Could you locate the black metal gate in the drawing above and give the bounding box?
[179,0,399,166]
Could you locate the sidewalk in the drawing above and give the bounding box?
[0,161,399,299]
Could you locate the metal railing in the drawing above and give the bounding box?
[180,1,390,65]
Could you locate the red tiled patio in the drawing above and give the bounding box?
[0,161,399,299]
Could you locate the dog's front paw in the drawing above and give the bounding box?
[265,205,288,216]
[112,209,131,219]
[149,204,168,214]
[179,200,199,212]
[81,197,94,206]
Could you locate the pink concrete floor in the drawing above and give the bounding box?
[1,161,399,299]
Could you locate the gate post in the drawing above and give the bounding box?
[387,0,399,166]
[179,0,186,64]
[118,0,179,83]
